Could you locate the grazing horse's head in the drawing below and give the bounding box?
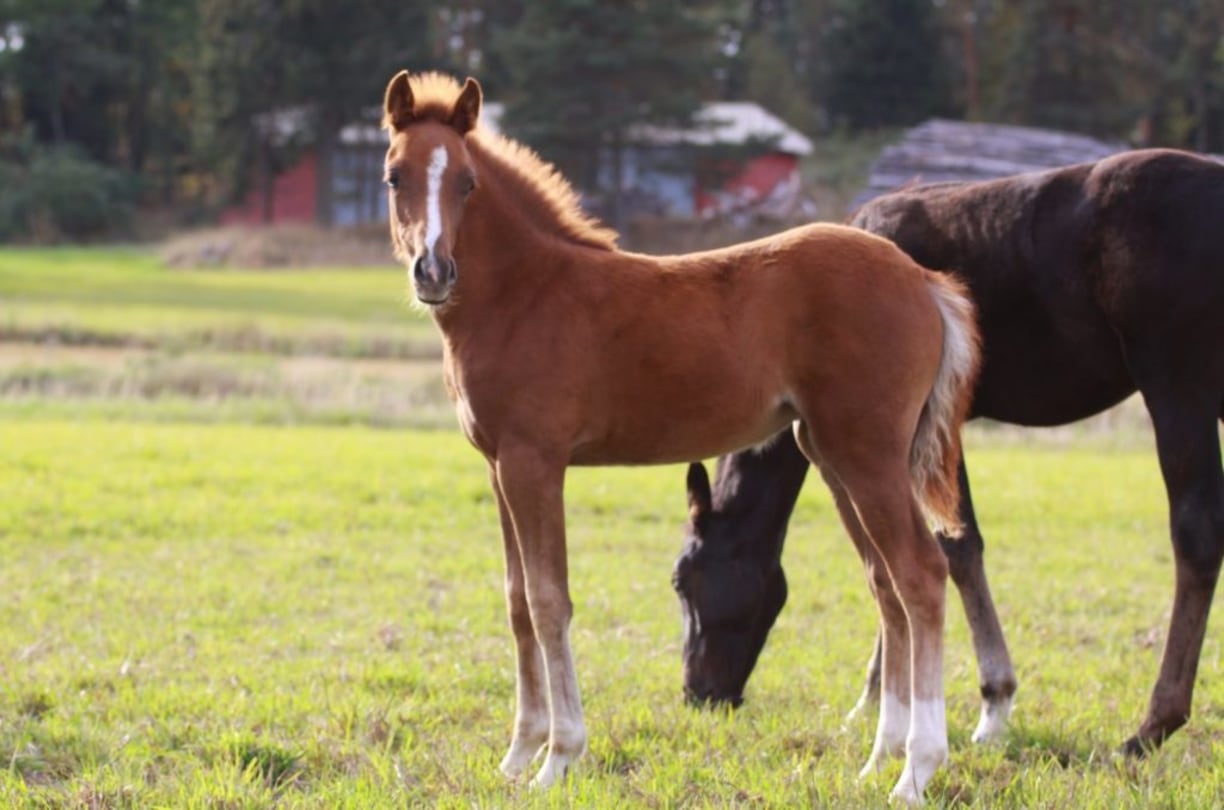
[382,71,482,307]
[672,463,788,708]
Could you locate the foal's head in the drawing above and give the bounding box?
[673,463,788,708]
[382,71,482,306]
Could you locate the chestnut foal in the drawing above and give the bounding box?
[383,71,980,803]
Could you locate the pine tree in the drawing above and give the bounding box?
[723,0,829,133]
[821,0,958,129]
[495,0,725,228]
[194,0,432,222]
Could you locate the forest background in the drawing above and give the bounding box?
[0,0,1220,243]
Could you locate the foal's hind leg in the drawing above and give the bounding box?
[850,458,1017,743]
[1122,377,1224,754]
[490,467,550,778]
[797,424,948,803]
[846,477,949,804]
[815,467,913,772]
[845,630,883,727]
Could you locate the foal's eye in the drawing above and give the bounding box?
[460,176,476,198]
[385,170,400,190]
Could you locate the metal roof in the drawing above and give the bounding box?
[345,100,812,156]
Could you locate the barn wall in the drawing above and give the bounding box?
[220,145,803,226]
[695,153,798,216]
[220,153,318,226]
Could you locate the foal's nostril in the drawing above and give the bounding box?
[412,254,429,282]
[445,259,457,285]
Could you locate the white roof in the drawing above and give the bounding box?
[642,102,813,155]
[405,100,812,156]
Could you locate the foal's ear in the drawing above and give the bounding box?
[450,77,482,134]
[687,462,713,520]
[383,70,414,131]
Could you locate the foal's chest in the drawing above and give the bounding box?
[442,356,499,458]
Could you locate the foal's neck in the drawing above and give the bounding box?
[442,136,618,324]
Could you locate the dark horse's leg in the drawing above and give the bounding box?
[938,460,1017,741]
[850,459,1017,741]
[1123,368,1224,755]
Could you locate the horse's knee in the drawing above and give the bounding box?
[938,526,983,587]
[888,553,948,628]
[865,559,893,599]
[899,538,950,588]
[505,580,534,637]
[526,584,573,640]
[1170,491,1224,577]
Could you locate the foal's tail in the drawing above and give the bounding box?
[910,272,981,537]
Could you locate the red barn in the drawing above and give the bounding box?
[221,101,813,226]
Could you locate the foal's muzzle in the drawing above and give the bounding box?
[411,251,457,305]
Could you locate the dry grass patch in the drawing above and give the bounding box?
[160,224,396,270]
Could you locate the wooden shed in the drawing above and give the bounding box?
[854,119,1126,209]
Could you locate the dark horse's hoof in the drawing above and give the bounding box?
[685,691,744,710]
[1119,735,1157,759]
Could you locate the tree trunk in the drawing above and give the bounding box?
[961,8,979,120]
[315,127,336,227]
[49,62,67,146]
[1195,80,1209,153]
[608,128,625,233]
[260,140,274,224]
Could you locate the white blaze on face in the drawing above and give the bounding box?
[424,144,448,257]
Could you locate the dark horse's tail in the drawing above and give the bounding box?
[910,272,980,537]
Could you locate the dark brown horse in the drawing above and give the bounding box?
[674,148,1224,757]
[383,71,980,803]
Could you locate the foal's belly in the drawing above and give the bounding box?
[569,399,798,466]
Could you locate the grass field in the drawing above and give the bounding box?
[3,247,1224,807]
[0,248,435,359]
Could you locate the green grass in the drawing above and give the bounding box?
[0,248,437,358]
[1,415,1222,808]
[1,245,1220,806]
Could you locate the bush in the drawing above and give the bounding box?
[0,129,138,242]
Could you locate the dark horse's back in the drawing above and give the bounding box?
[852,149,1224,427]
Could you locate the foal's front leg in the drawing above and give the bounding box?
[490,467,550,778]
[494,447,586,787]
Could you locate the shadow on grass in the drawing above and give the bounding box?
[1,720,112,787]
[221,733,303,791]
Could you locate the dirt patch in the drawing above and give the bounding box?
[159,224,396,269]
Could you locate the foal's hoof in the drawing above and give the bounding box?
[530,751,576,788]
[842,692,878,731]
[499,739,546,779]
[889,782,923,807]
[858,748,895,781]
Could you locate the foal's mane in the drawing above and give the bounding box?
[388,72,618,252]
